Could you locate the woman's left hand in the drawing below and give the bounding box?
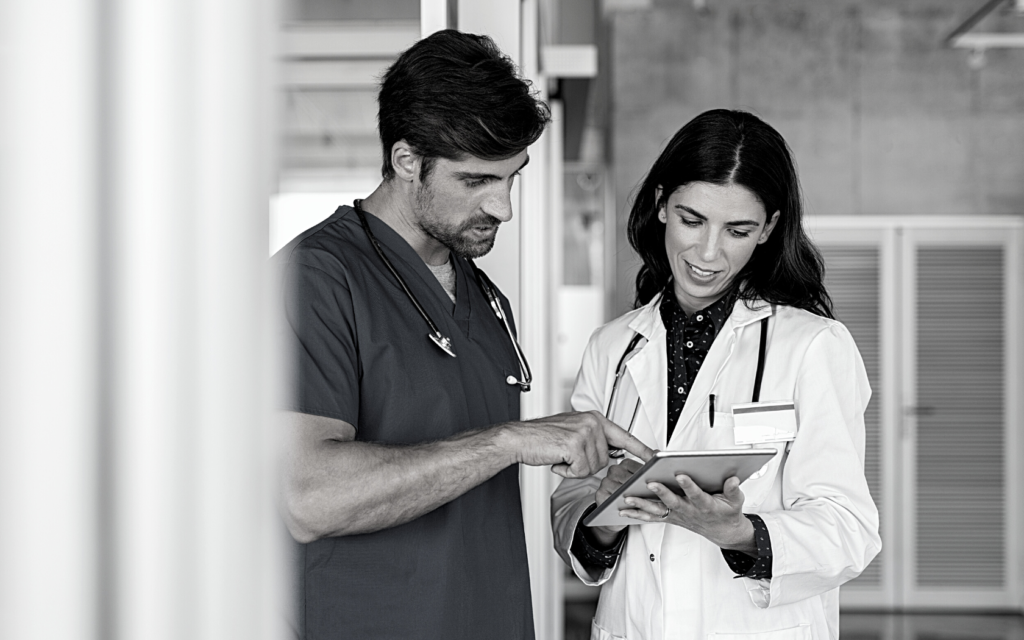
[617,475,756,554]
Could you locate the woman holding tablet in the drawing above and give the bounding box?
[551,109,880,640]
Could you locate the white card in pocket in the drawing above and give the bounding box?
[732,400,797,445]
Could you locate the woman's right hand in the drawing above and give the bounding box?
[587,458,645,545]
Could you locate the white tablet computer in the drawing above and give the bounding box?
[582,448,777,528]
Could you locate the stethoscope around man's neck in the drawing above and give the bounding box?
[353,200,533,392]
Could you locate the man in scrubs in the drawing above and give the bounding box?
[276,30,651,639]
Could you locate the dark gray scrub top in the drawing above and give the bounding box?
[278,205,534,640]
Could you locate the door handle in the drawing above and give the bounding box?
[901,406,935,439]
[904,406,936,417]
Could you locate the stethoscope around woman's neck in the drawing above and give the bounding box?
[605,306,770,456]
[353,200,533,392]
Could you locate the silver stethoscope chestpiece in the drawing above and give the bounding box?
[429,332,457,358]
[505,375,517,385]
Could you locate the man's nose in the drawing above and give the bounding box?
[482,188,514,223]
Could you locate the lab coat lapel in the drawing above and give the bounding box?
[621,299,671,556]
[624,300,667,451]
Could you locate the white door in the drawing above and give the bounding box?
[807,217,1024,612]
[901,224,1023,610]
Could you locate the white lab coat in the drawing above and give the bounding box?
[551,296,881,640]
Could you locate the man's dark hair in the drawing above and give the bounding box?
[377,29,551,181]
[627,109,834,318]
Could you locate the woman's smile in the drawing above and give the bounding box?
[685,260,720,280]
[659,181,779,314]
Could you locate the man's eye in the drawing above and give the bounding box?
[465,179,487,188]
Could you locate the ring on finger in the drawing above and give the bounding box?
[658,508,670,519]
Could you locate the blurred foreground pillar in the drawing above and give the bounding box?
[0,0,283,638]
[0,1,101,638]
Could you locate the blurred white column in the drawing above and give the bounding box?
[109,0,280,639]
[0,0,281,638]
[0,1,100,639]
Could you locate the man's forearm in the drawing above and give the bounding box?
[284,425,516,542]
[281,409,654,543]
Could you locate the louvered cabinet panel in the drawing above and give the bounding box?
[902,226,1023,610]
[821,245,884,589]
[915,248,1004,586]
[806,223,897,610]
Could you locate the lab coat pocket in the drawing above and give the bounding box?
[709,623,811,640]
[693,411,737,450]
[590,619,627,640]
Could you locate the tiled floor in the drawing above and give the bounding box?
[564,602,1024,640]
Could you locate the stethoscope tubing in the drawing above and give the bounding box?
[353,201,532,390]
[605,313,770,457]
[606,332,645,458]
[473,268,533,391]
[355,201,456,357]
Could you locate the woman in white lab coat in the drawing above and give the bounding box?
[551,109,881,640]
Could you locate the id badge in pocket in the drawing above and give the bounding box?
[732,400,797,445]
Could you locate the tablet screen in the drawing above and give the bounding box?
[582,448,777,528]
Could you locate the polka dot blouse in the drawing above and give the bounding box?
[658,291,735,441]
[658,289,774,580]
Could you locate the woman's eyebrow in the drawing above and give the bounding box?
[674,204,761,226]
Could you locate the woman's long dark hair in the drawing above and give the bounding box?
[627,109,833,318]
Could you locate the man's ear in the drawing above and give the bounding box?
[390,140,421,182]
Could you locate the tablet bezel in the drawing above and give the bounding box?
[582,448,777,528]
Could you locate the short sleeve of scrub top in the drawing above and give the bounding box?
[281,250,359,427]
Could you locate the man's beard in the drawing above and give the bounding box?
[415,182,499,259]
